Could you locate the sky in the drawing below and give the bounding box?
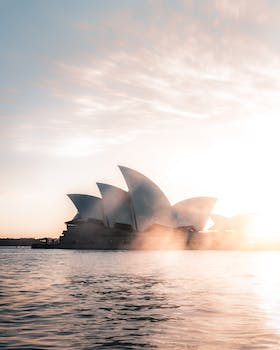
[1,0,280,238]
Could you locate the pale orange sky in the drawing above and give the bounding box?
[1,0,280,238]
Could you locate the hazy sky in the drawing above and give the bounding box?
[1,0,280,237]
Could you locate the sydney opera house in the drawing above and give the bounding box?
[58,166,218,249]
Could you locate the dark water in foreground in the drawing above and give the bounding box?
[1,249,280,349]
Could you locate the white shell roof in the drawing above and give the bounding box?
[67,194,104,221]
[118,165,174,231]
[97,183,133,228]
[173,197,217,231]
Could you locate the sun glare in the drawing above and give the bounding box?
[201,114,280,243]
[239,116,280,242]
[250,211,280,242]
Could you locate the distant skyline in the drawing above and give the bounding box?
[1,0,280,237]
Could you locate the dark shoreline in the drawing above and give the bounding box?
[0,238,41,246]
[1,237,280,251]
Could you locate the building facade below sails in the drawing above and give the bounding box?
[46,165,217,250]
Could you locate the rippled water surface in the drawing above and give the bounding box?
[1,248,280,349]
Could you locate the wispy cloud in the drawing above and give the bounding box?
[50,1,280,130]
[3,0,279,160]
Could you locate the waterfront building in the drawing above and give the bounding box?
[59,166,217,249]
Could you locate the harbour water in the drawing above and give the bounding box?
[1,248,280,349]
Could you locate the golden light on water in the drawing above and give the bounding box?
[254,253,280,334]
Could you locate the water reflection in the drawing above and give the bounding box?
[253,252,280,335]
[65,273,174,348]
[1,249,280,349]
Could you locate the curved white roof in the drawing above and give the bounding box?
[67,194,104,221]
[229,213,253,232]
[118,165,174,231]
[211,213,253,232]
[173,197,217,231]
[211,214,228,230]
[97,183,133,228]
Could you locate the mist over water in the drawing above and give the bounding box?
[1,248,280,349]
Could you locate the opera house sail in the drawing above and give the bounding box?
[53,165,219,250]
[173,197,217,232]
[118,166,174,231]
[67,194,104,222]
[96,183,133,229]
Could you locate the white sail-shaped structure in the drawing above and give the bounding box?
[118,165,174,231]
[211,213,253,233]
[67,194,104,221]
[211,214,228,230]
[173,197,217,231]
[97,183,133,228]
[59,166,227,249]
